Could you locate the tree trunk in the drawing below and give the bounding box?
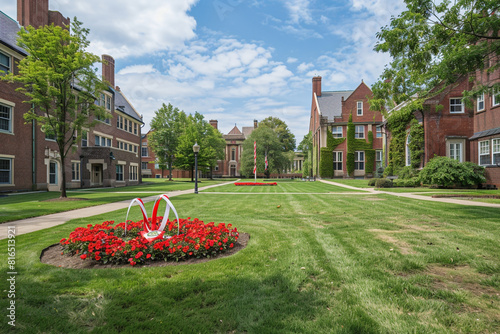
[60,155,67,198]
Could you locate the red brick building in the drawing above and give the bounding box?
[309,76,384,177]
[0,0,142,192]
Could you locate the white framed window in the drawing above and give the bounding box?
[355,151,364,170]
[106,95,111,111]
[0,157,12,184]
[116,165,124,181]
[95,135,111,147]
[479,140,491,165]
[449,98,464,113]
[493,139,500,164]
[333,151,342,170]
[0,51,11,75]
[49,161,58,184]
[477,93,485,112]
[357,101,363,116]
[134,123,138,135]
[331,126,343,138]
[71,162,80,181]
[493,90,500,107]
[376,126,382,138]
[0,103,12,133]
[129,165,138,181]
[376,150,383,170]
[81,131,87,147]
[141,146,148,157]
[449,142,462,162]
[355,125,364,139]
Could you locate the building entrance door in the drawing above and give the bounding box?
[230,165,236,177]
[91,164,103,185]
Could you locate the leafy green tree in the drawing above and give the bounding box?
[372,0,500,111]
[2,19,107,198]
[259,116,296,152]
[149,103,185,180]
[298,132,313,177]
[240,127,288,177]
[174,112,225,180]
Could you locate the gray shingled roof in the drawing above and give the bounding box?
[114,89,143,123]
[469,127,500,140]
[0,11,27,56]
[317,91,353,121]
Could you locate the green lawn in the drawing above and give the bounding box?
[0,178,232,223]
[203,179,365,193]
[0,185,498,333]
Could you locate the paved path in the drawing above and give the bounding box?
[3,179,499,240]
[0,180,237,240]
[319,179,500,208]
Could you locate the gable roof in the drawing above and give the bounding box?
[227,125,242,135]
[0,11,27,56]
[317,90,353,120]
[114,89,143,123]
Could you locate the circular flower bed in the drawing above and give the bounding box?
[60,218,238,266]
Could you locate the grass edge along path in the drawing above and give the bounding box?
[0,190,498,332]
[0,179,238,240]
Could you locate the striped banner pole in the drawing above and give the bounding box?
[254,141,257,182]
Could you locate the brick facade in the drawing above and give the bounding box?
[0,1,142,192]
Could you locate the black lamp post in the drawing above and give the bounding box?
[193,142,200,194]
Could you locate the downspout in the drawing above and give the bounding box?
[31,108,36,190]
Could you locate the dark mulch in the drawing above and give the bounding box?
[40,232,250,269]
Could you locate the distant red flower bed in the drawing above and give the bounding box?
[234,182,277,186]
[60,218,238,266]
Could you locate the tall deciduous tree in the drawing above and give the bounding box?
[240,126,289,177]
[149,103,185,180]
[259,116,296,152]
[371,0,500,112]
[174,112,225,181]
[3,19,107,198]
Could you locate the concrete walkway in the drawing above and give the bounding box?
[0,180,237,240]
[319,179,500,208]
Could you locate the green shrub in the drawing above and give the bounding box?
[319,148,334,178]
[367,178,377,186]
[375,178,393,188]
[393,177,420,187]
[419,156,486,188]
[397,166,418,179]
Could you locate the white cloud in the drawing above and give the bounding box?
[287,57,298,63]
[118,64,157,75]
[282,0,314,24]
[297,62,313,73]
[51,0,198,58]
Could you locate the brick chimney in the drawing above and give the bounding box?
[312,76,322,97]
[254,119,258,128]
[102,55,115,88]
[209,120,218,130]
[17,0,69,28]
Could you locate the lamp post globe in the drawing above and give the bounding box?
[193,142,200,194]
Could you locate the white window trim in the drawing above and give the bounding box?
[354,151,364,170]
[493,90,500,107]
[355,125,365,139]
[446,139,464,162]
[0,154,14,186]
[492,138,500,165]
[449,98,464,114]
[477,93,485,112]
[0,102,13,135]
[356,101,363,116]
[333,151,343,171]
[0,49,12,74]
[479,140,491,166]
[71,160,81,181]
[331,126,343,138]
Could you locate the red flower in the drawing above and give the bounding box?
[135,251,143,259]
[95,255,101,261]
[230,243,234,248]
[80,254,87,260]
[146,254,152,259]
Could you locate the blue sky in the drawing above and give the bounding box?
[1,0,406,143]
